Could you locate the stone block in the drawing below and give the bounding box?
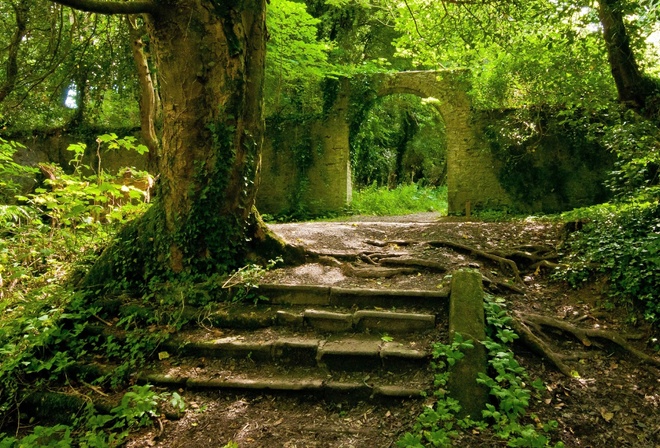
[318,339,382,371]
[260,284,331,306]
[183,338,273,361]
[276,310,304,327]
[272,338,320,366]
[304,309,353,332]
[354,310,436,333]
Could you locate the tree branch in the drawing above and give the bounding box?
[48,0,158,15]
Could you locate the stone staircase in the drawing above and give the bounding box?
[139,284,450,400]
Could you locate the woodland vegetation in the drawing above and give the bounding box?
[1,0,660,446]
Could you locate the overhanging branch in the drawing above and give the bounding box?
[48,0,158,15]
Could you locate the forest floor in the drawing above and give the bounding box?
[127,213,660,448]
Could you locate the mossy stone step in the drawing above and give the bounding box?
[204,304,439,333]
[258,284,449,310]
[164,335,430,371]
[140,372,426,399]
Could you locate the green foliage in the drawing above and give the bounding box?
[599,109,660,201]
[0,137,38,203]
[351,94,447,188]
[398,297,563,447]
[23,134,150,229]
[484,106,614,212]
[391,1,615,111]
[0,7,138,131]
[0,385,181,447]
[266,0,332,116]
[0,135,158,427]
[222,257,282,304]
[350,184,447,216]
[556,201,660,323]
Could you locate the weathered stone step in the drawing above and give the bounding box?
[208,304,439,333]
[258,284,449,310]
[139,363,429,400]
[164,333,430,372]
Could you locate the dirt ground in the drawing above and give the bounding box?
[128,213,660,448]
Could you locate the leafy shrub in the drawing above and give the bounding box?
[21,134,151,229]
[397,296,562,447]
[557,201,660,322]
[0,137,38,203]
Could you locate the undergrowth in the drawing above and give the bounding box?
[397,296,563,448]
[555,200,660,324]
[0,135,177,443]
[350,183,448,216]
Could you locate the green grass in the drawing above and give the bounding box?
[350,184,448,216]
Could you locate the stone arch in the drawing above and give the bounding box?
[257,70,512,215]
[367,71,511,214]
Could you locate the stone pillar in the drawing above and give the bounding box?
[448,269,489,420]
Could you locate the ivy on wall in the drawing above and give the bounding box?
[484,106,615,213]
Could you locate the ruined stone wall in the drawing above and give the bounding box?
[257,79,351,215]
[257,70,514,216]
[10,130,147,175]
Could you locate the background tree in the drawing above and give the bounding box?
[0,3,140,130]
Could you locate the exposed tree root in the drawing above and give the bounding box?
[365,239,416,247]
[313,254,421,278]
[523,313,660,367]
[340,264,418,278]
[482,275,526,295]
[510,312,660,377]
[427,240,523,283]
[508,314,574,377]
[529,259,567,272]
[379,257,447,272]
[305,250,386,262]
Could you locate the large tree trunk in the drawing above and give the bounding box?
[598,0,659,118]
[82,0,268,290]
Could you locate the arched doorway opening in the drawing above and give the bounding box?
[351,93,447,190]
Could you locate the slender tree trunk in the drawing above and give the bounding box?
[0,0,29,103]
[69,71,88,127]
[127,16,160,171]
[82,0,268,289]
[598,0,659,117]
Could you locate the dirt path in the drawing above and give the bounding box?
[128,215,660,448]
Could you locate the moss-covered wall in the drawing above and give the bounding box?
[257,71,614,216]
[10,129,147,176]
[257,79,351,215]
[483,110,614,213]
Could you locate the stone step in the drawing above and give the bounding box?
[164,333,431,372]
[258,284,449,310]
[139,361,430,400]
[208,304,439,333]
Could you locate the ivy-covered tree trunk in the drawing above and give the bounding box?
[81,0,271,290]
[598,0,659,118]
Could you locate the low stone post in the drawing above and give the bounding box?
[448,269,489,420]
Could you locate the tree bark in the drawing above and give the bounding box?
[80,0,268,290]
[0,0,29,103]
[598,0,659,117]
[127,16,160,171]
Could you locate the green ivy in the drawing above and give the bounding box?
[557,201,660,323]
[397,296,563,448]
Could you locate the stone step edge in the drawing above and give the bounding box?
[166,337,430,365]
[274,308,436,333]
[257,284,450,307]
[141,373,425,398]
